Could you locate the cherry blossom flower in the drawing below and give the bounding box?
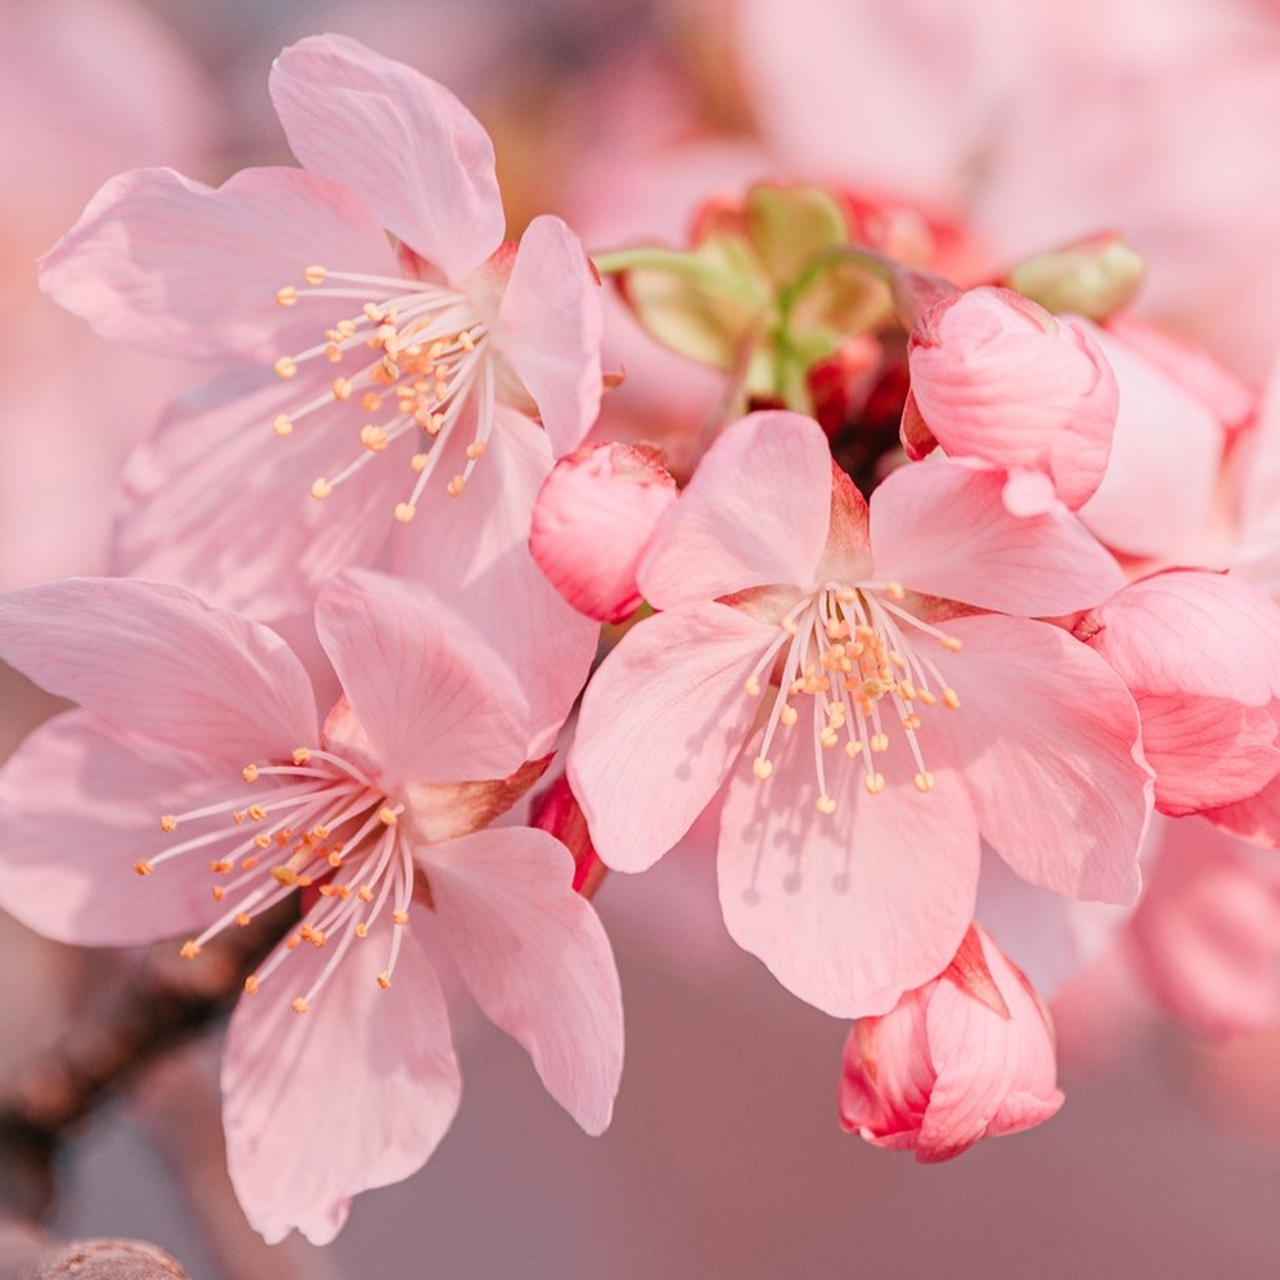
[902,286,1120,515]
[838,925,1064,1161]
[569,410,1152,1017]
[0,574,622,1244]
[38,33,603,741]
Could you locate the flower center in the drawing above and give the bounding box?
[135,745,416,1011]
[272,265,496,521]
[742,581,962,811]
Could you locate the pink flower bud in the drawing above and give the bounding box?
[904,285,1119,514]
[530,441,678,623]
[839,925,1064,1161]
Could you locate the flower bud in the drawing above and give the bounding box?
[1006,232,1145,321]
[839,925,1063,1161]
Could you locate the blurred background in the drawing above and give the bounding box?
[5,0,1280,1275]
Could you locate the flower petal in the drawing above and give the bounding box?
[421,826,623,1134]
[0,711,244,946]
[316,570,532,787]
[270,34,504,280]
[639,411,846,608]
[869,459,1122,615]
[496,215,604,457]
[39,165,400,359]
[717,726,980,1018]
[569,602,774,872]
[223,907,460,1245]
[928,614,1151,904]
[0,578,318,765]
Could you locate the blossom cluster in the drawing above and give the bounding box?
[5,29,1280,1243]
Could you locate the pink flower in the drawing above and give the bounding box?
[569,410,1151,1016]
[530,441,678,622]
[39,33,603,740]
[0,574,622,1244]
[838,925,1064,1161]
[902,286,1120,515]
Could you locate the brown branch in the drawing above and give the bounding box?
[0,903,296,1222]
[0,1216,190,1280]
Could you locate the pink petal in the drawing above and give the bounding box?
[112,371,400,620]
[569,602,775,873]
[316,570,533,787]
[927,614,1150,903]
[495,215,604,457]
[870,458,1123,615]
[270,34,504,280]
[0,578,318,765]
[1077,322,1228,560]
[907,287,1119,510]
[391,405,599,755]
[530,442,678,623]
[1127,814,1280,1037]
[420,826,623,1134]
[717,725,980,1018]
[223,906,460,1245]
[639,411,847,608]
[39,165,400,359]
[0,712,244,946]
[1204,771,1280,851]
[919,933,1063,1159]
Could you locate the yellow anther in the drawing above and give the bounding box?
[272,866,301,887]
[378,806,398,826]
[233,811,246,825]
[304,264,327,285]
[940,635,963,652]
[243,975,260,995]
[209,860,233,875]
[815,794,837,815]
[332,377,354,401]
[273,356,297,380]
[247,805,267,821]
[392,909,409,926]
[446,475,465,497]
[888,651,906,669]
[380,357,400,380]
[394,502,416,523]
[291,997,309,1014]
[752,757,774,780]
[376,972,392,990]
[362,392,383,411]
[942,688,961,710]
[327,851,345,868]
[242,763,259,782]
[410,452,429,472]
[459,330,476,352]
[870,733,890,753]
[360,424,390,453]
[427,413,445,435]
[292,747,311,765]
[235,912,253,927]
[914,771,935,793]
[325,344,343,363]
[311,477,333,500]
[212,886,225,902]
[275,286,298,307]
[253,834,272,849]
[363,303,384,322]
[899,680,918,701]
[781,616,799,636]
[845,740,864,757]
[272,413,294,437]
[355,923,369,938]
[180,940,201,960]
[779,704,798,727]
[242,856,259,870]
[917,689,937,706]
[901,714,922,731]
[819,727,839,749]
[134,860,154,877]
[159,814,178,833]
[885,582,905,601]
[358,886,374,903]
[864,772,886,795]
[744,675,761,697]
[465,441,488,461]
[309,930,327,947]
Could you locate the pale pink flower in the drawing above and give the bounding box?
[0,574,622,1244]
[838,925,1064,1161]
[39,33,603,739]
[530,441,678,622]
[1080,570,1280,817]
[902,286,1120,515]
[569,410,1151,1017]
[1125,815,1280,1038]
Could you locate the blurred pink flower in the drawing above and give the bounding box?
[903,285,1120,514]
[570,410,1150,1016]
[0,574,622,1244]
[839,924,1064,1161]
